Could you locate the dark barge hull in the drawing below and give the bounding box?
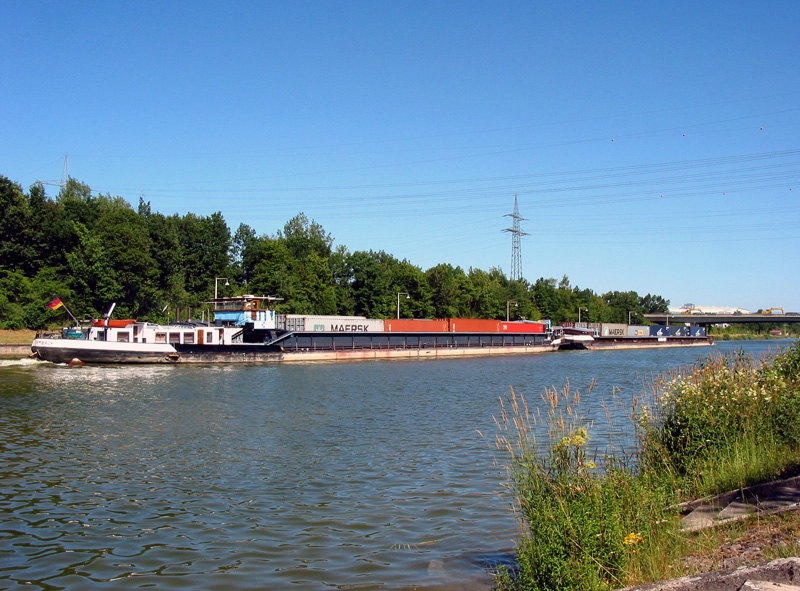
[558,336,713,351]
[172,343,284,363]
[271,330,552,351]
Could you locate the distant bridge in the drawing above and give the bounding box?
[644,313,800,326]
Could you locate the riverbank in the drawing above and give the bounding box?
[0,343,32,358]
[711,332,797,340]
[0,330,35,358]
[0,330,36,344]
[495,339,800,590]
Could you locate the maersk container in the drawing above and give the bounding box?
[278,314,358,331]
[279,315,383,332]
[326,318,385,332]
[384,319,449,332]
[601,323,627,337]
[627,325,649,337]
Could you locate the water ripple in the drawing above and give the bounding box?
[0,341,787,590]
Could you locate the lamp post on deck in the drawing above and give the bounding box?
[578,307,588,323]
[214,277,230,300]
[506,301,518,322]
[397,292,409,319]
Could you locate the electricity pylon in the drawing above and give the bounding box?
[503,195,529,281]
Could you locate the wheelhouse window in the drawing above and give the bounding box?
[116,332,130,343]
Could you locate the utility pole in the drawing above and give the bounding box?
[503,195,529,281]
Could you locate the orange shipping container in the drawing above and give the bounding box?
[448,318,503,333]
[384,319,449,332]
[502,322,545,333]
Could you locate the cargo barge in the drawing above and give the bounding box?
[553,322,712,350]
[30,295,712,365]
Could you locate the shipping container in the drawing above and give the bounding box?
[627,325,649,337]
[649,325,690,337]
[384,319,449,332]
[502,321,546,334]
[448,318,503,333]
[601,323,627,337]
[690,326,707,337]
[278,315,384,332]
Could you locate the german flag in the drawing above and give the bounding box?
[47,297,64,310]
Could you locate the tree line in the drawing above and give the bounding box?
[0,174,670,329]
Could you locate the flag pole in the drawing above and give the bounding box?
[48,296,79,326]
[61,302,79,327]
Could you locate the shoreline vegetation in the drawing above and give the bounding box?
[495,341,800,591]
[494,339,800,590]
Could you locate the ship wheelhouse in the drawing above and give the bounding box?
[211,294,282,330]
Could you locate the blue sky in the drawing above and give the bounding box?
[3,1,799,313]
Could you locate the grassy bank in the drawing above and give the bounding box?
[495,340,800,590]
[0,329,37,344]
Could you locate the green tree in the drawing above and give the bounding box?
[280,213,332,261]
[466,267,505,319]
[177,212,231,300]
[347,250,399,317]
[95,205,155,316]
[0,176,32,272]
[231,223,260,286]
[531,277,559,321]
[640,293,670,314]
[426,263,469,318]
[27,182,70,272]
[330,245,356,315]
[251,238,295,303]
[66,222,124,317]
[603,290,642,324]
[393,260,434,319]
[292,250,337,315]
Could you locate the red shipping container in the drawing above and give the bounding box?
[384,319,449,332]
[501,322,545,333]
[448,318,503,333]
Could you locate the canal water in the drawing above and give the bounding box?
[0,340,791,591]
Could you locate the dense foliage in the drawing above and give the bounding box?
[0,174,670,329]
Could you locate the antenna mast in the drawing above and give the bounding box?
[502,195,529,281]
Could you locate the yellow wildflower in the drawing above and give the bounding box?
[623,532,644,545]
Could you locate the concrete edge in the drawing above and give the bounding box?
[622,557,800,591]
[0,343,33,358]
